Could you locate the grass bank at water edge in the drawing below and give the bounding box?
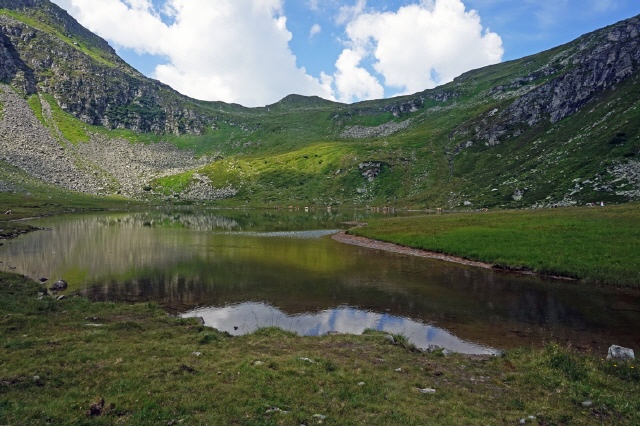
[0,189,146,239]
[1,272,639,425]
[348,204,640,287]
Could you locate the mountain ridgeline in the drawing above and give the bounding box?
[0,0,639,208]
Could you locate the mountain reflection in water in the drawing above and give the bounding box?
[2,209,639,354]
[182,302,501,355]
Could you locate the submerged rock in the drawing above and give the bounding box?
[49,279,67,291]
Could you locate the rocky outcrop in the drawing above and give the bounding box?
[0,9,213,135]
[358,162,388,182]
[472,16,640,146]
[0,85,209,197]
[0,86,105,193]
[0,28,36,94]
[338,89,458,121]
[181,174,238,201]
[341,119,412,139]
[381,90,457,117]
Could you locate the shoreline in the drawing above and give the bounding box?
[332,230,579,282]
[331,230,494,269]
[2,273,637,424]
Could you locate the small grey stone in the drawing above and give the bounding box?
[50,279,68,291]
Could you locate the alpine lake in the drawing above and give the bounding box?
[2,208,639,355]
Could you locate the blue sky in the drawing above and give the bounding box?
[51,0,640,107]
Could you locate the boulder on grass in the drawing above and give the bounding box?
[607,345,635,361]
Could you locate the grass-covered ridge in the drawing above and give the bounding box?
[145,66,640,208]
[1,6,640,208]
[0,8,122,69]
[349,203,640,287]
[1,273,638,425]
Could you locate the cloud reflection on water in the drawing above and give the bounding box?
[182,302,500,355]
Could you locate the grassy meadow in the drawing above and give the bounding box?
[1,188,639,423]
[349,203,640,287]
[1,273,638,425]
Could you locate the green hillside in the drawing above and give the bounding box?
[0,1,638,208]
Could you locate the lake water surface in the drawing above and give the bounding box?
[2,209,639,354]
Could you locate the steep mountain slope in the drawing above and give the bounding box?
[0,0,228,134]
[0,0,639,208]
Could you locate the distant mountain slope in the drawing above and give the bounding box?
[0,0,218,134]
[0,0,638,208]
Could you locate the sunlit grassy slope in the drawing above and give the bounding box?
[157,42,639,207]
[147,69,639,208]
[3,5,639,208]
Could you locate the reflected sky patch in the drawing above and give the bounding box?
[182,302,500,355]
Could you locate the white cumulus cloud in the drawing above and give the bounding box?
[309,23,322,38]
[336,0,367,25]
[52,0,504,106]
[331,48,384,104]
[331,0,504,101]
[52,0,333,107]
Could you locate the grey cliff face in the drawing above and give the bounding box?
[471,16,640,147]
[0,7,211,135]
[0,28,37,94]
